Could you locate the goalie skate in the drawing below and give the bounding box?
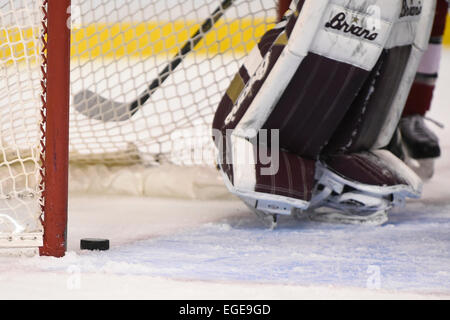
[307,151,422,226]
[399,115,442,180]
[307,174,391,226]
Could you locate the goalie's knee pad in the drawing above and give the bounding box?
[213,0,437,159]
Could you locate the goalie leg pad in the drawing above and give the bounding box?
[214,0,436,159]
[324,46,412,154]
[325,0,437,153]
[217,134,315,215]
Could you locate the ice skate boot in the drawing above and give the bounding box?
[399,115,442,180]
[307,151,422,226]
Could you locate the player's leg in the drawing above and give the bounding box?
[400,0,448,179]
[213,0,434,225]
[277,0,293,21]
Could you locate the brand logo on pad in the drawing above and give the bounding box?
[399,0,422,18]
[325,12,378,41]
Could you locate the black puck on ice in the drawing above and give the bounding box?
[80,238,110,251]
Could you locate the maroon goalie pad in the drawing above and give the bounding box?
[213,1,435,161]
[323,152,414,188]
[261,53,369,158]
[216,133,316,204]
[323,46,413,154]
[213,0,371,159]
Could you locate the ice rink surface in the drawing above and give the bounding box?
[1,50,450,300]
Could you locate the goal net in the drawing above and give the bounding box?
[0,0,284,256]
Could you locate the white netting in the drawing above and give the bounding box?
[70,0,278,166]
[0,0,278,250]
[0,0,43,244]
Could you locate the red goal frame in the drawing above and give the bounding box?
[39,0,71,257]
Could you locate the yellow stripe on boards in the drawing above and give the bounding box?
[0,27,40,64]
[71,19,274,59]
[0,18,275,63]
[3,14,448,62]
[444,14,450,46]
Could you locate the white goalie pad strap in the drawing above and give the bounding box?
[374,0,437,149]
[230,135,257,192]
[309,1,394,70]
[287,0,331,58]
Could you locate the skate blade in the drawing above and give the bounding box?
[308,209,388,226]
[241,200,279,229]
[252,209,278,229]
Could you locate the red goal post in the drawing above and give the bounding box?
[40,0,71,257]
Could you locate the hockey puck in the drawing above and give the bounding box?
[80,238,110,251]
